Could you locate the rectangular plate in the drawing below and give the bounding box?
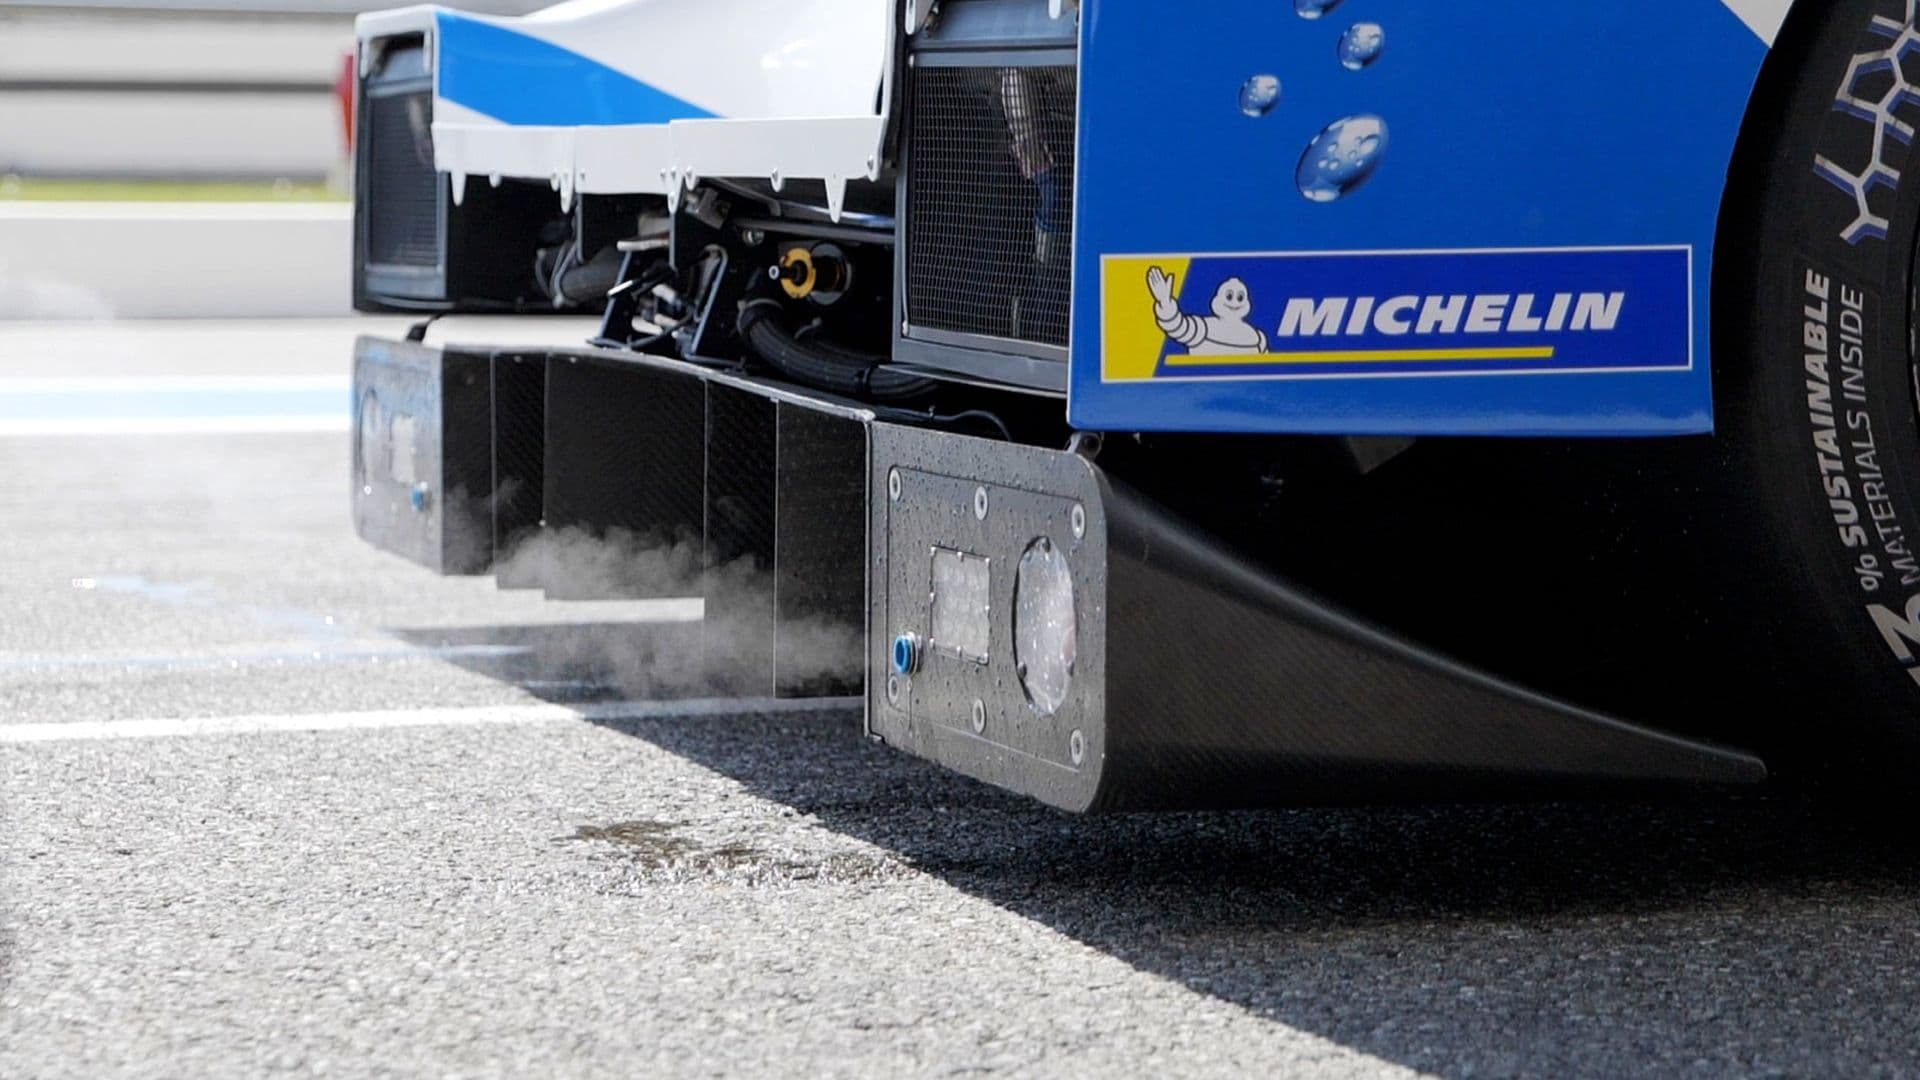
[350,336,493,575]
[867,423,1106,806]
[929,547,992,664]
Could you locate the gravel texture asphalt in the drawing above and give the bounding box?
[3,321,1920,1078]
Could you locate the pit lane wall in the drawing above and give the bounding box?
[0,203,350,319]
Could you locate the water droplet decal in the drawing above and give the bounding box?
[1294,0,1344,20]
[1296,114,1388,202]
[1337,23,1385,70]
[1238,75,1282,118]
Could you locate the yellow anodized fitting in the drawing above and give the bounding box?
[777,246,817,300]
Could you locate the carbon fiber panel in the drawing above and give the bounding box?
[1095,483,1761,809]
[540,355,705,600]
[490,352,546,587]
[703,386,779,693]
[866,424,1765,812]
[773,405,866,697]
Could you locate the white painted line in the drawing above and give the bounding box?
[0,697,864,744]
[572,698,862,722]
[0,415,349,436]
[394,598,705,629]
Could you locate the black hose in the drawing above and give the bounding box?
[736,300,938,402]
[933,409,1015,442]
[555,247,624,305]
[404,311,445,343]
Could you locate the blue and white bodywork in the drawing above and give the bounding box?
[1074,0,1789,436]
[356,0,1920,813]
[355,0,1797,436]
[356,0,893,217]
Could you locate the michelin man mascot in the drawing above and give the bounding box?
[1146,267,1268,355]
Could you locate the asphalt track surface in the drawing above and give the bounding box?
[5,320,1920,1078]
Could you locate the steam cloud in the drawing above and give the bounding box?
[488,526,863,699]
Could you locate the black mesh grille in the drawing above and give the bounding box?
[365,91,440,268]
[905,63,1076,350]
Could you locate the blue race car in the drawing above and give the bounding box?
[348,0,1920,810]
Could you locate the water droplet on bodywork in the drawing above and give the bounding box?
[1338,23,1386,70]
[1239,74,1282,117]
[1296,114,1388,202]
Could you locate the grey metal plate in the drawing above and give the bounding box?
[350,335,492,575]
[867,423,1107,810]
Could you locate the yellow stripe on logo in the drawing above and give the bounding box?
[1161,346,1556,367]
[1103,255,1190,382]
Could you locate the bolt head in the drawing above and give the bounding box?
[888,468,903,502]
[971,699,986,734]
[973,486,988,520]
[1069,729,1086,766]
[1071,503,1087,539]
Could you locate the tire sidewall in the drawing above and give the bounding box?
[1727,0,1920,757]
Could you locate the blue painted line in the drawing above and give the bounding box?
[437,11,718,126]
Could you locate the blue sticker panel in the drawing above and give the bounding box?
[1068,1,1772,436]
[1105,247,1691,382]
[436,11,716,127]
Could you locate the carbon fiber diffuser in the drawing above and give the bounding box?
[864,424,1765,812]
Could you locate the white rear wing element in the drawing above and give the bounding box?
[358,0,895,219]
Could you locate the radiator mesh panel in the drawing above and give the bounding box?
[365,91,440,268]
[906,64,1076,350]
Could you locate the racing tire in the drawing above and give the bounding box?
[1715,0,1920,776]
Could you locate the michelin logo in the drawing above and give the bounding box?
[1146,266,1625,355]
[1147,268,1268,354]
[1103,246,1692,381]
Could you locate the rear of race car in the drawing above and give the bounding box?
[345,0,1920,809]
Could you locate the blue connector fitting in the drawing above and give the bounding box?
[891,633,920,676]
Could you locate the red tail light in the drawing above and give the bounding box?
[337,51,357,156]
